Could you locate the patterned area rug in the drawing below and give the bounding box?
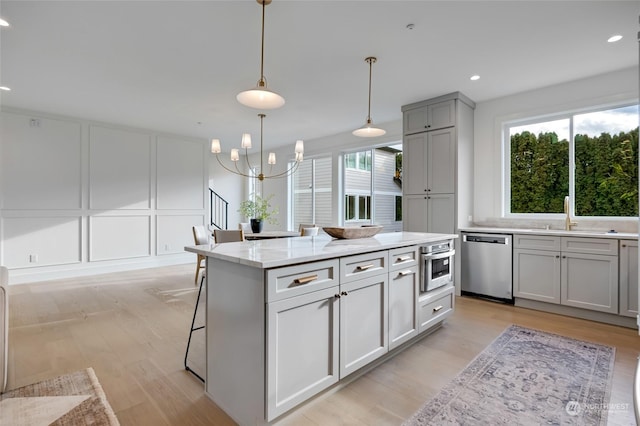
[0,367,119,425]
[404,325,615,425]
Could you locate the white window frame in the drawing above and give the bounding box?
[503,100,638,220]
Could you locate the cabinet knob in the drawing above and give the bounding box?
[622,244,627,247]
[341,291,349,296]
[334,294,341,299]
[555,255,560,258]
[562,255,567,258]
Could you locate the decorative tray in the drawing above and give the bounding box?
[322,225,383,239]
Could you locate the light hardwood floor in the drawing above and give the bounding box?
[6,264,639,425]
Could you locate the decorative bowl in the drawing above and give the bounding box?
[322,225,383,239]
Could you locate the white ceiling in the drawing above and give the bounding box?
[1,1,638,151]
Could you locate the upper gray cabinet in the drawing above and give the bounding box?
[403,99,456,135]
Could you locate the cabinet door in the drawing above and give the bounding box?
[513,249,561,304]
[427,128,455,194]
[388,266,418,350]
[403,195,428,232]
[426,99,456,131]
[427,194,454,234]
[340,274,388,378]
[619,240,638,317]
[267,287,339,420]
[403,133,428,195]
[403,100,455,135]
[561,252,618,314]
[403,105,429,135]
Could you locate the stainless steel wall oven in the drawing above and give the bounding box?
[420,239,455,292]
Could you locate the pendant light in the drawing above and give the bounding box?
[236,0,285,110]
[353,56,386,137]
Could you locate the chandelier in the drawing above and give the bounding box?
[353,56,386,137]
[236,0,285,110]
[211,114,304,181]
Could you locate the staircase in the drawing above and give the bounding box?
[210,189,229,230]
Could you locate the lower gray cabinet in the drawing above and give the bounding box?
[561,253,618,314]
[388,265,419,350]
[266,286,339,420]
[619,239,638,318]
[513,248,561,304]
[339,273,389,378]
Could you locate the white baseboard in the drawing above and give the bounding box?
[6,253,193,285]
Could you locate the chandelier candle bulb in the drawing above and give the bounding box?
[230,149,240,162]
[241,133,252,149]
[211,139,221,154]
[295,140,304,153]
[268,153,276,165]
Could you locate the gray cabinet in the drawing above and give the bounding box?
[388,247,419,349]
[418,284,455,332]
[403,99,456,135]
[513,234,619,314]
[266,286,339,419]
[401,92,475,244]
[339,273,389,377]
[404,194,454,235]
[618,239,638,318]
[403,129,455,195]
[513,248,561,303]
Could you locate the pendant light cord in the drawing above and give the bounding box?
[367,58,373,122]
[260,0,266,83]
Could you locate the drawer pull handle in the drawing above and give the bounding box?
[398,270,413,277]
[433,305,444,313]
[341,291,348,296]
[356,264,374,271]
[396,256,412,262]
[294,274,318,285]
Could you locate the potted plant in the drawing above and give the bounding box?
[238,193,279,233]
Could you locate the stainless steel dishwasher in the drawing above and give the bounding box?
[461,232,513,303]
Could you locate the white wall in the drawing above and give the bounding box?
[473,66,639,231]
[0,108,208,284]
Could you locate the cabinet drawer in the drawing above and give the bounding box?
[340,251,388,283]
[389,246,418,271]
[561,237,618,255]
[418,285,454,333]
[513,234,561,251]
[266,259,339,302]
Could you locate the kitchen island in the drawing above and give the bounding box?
[185,231,457,425]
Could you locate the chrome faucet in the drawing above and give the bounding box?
[564,196,577,230]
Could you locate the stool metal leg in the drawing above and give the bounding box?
[184,273,205,383]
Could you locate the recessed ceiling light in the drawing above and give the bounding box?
[470,75,480,81]
[0,86,11,91]
[607,35,623,43]
[0,19,9,27]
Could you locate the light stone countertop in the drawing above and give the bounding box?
[185,231,457,269]
[459,226,638,240]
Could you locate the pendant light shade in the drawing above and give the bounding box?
[236,0,285,110]
[353,56,385,137]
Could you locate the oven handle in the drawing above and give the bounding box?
[422,249,455,261]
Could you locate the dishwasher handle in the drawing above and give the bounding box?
[463,234,510,245]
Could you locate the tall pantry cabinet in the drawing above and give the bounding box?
[401,92,475,292]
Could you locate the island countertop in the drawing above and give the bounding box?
[184,231,457,269]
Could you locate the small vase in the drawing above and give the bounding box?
[250,219,263,233]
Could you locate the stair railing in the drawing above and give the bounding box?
[210,189,228,230]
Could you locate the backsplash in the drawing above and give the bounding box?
[474,217,639,234]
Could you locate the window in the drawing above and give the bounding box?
[344,194,370,221]
[345,151,371,171]
[291,156,332,228]
[507,103,638,217]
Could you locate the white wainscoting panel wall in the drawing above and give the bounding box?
[157,137,205,210]
[0,108,208,284]
[1,113,82,210]
[89,125,152,210]
[157,214,206,255]
[2,216,81,268]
